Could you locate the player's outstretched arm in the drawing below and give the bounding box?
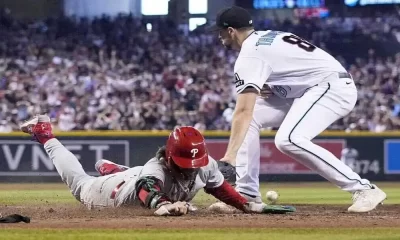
[204,180,249,212]
[205,182,296,214]
[204,159,296,214]
[205,158,257,213]
[220,88,258,165]
[205,180,280,214]
[205,180,275,214]
[221,56,273,165]
[135,177,190,216]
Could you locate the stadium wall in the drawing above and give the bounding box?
[0,131,399,182]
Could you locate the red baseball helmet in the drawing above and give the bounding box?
[166,126,209,169]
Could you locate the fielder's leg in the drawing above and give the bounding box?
[274,74,386,212]
[235,96,293,201]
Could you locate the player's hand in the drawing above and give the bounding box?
[186,202,198,212]
[154,201,190,216]
[219,155,235,165]
[260,85,273,99]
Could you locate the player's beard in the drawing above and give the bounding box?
[222,37,236,50]
[221,37,233,50]
[169,161,199,182]
[224,43,233,50]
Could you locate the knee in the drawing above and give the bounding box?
[275,132,308,154]
[274,133,291,153]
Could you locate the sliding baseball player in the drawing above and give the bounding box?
[20,115,295,216]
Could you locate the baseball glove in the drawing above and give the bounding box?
[217,161,236,184]
[0,214,30,223]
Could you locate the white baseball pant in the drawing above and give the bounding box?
[44,138,141,208]
[235,73,372,198]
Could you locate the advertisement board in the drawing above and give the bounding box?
[0,140,129,176]
[206,139,344,174]
[344,0,400,6]
[384,140,400,174]
[0,131,399,182]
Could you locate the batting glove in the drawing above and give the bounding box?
[154,201,190,216]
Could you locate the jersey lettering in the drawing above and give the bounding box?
[272,86,288,98]
[234,73,244,88]
[256,31,283,46]
[282,35,316,52]
[191,148,199,158]
[234,30,346,98]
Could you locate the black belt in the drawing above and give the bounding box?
[338,72,352,79]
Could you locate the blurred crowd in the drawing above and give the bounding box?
[1,9,400,132]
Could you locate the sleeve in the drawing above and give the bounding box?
[135,176,171,209]
[137,158,166,184]
[205,156,224,189]
[234,57,272,94]
[134,159,171,209]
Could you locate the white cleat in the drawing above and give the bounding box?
[348,185,387,213]
[20,115,51,134]
[20,115,54,144]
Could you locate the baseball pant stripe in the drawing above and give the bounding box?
[288,83,372,188]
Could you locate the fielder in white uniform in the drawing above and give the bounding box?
[20,115,295,216]
[208,6,386,213]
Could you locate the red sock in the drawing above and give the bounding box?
[35,135,55,145]
[32,123,55,144]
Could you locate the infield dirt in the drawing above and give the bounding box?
[0,204,399,229]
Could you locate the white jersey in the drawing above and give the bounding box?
[234,30,347,98]
[114,156,224,206]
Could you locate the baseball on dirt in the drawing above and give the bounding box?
[266,190,279,203]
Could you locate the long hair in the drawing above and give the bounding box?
[156,146,167,162]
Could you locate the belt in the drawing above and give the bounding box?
[338,72,352,79]
[111,181,125,199]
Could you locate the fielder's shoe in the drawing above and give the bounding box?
[95,159,129,176]
[348,185,387,213]
[20,115,54,144]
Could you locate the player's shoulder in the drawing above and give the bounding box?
[239,31,264,57]
[238,30,286,60]
[143,157,167,170]
[242,30,287,47]
[199,155,218,172]
[196,155,218,181]
[139,157,169,181]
